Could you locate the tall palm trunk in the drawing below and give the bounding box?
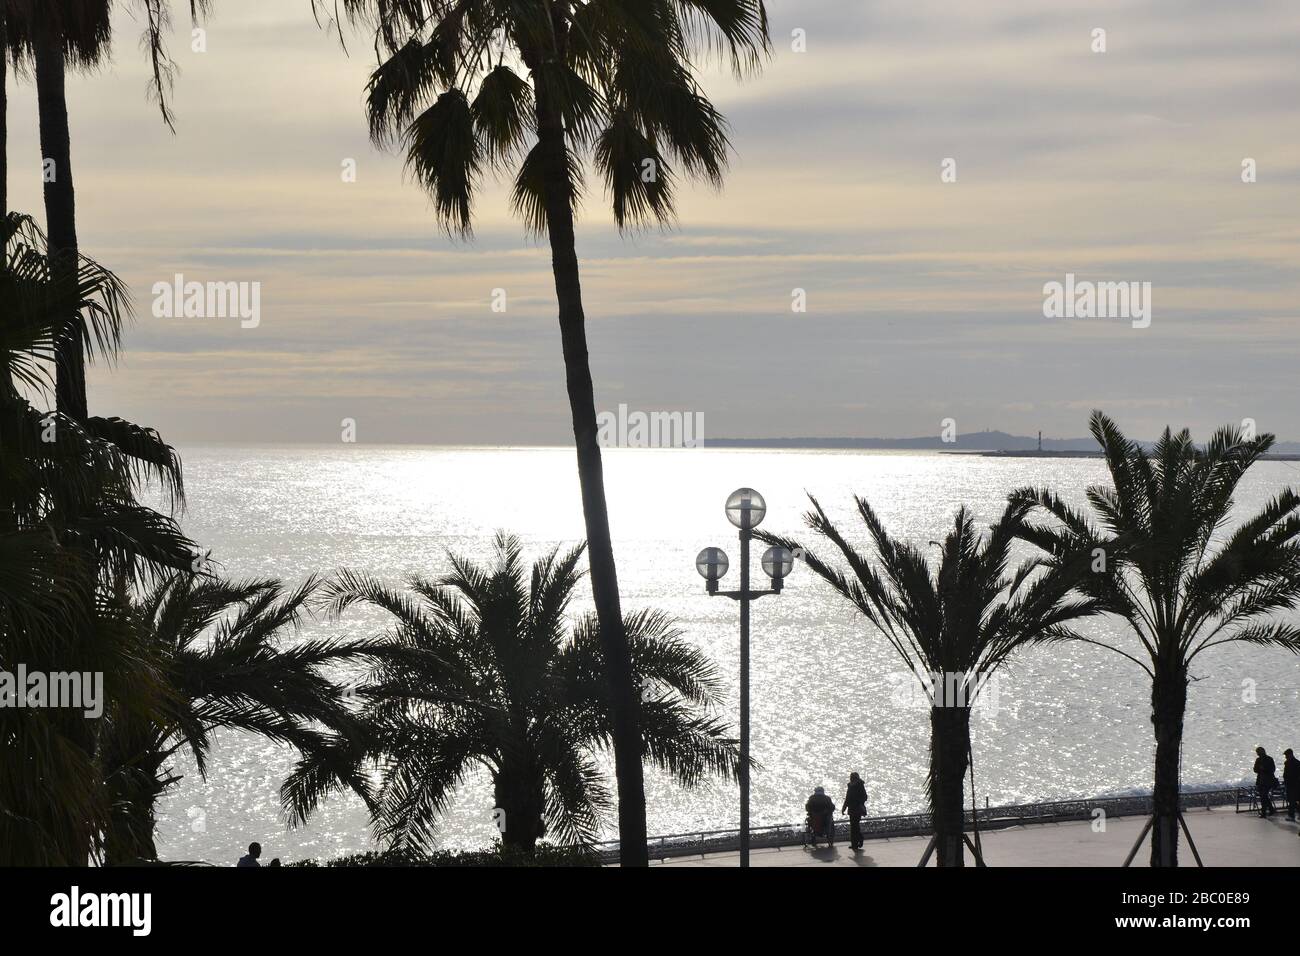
[1,7,10,400]
[1,6,8,396]
[929,706,971,867]
[1,6,7,222]
[34,23,86,421]
[34,18,94,864]
[530,72,647,865]
[1149,661,1187,866]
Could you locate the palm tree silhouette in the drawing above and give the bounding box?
[1,2,9,223]
[100,573,372,863]
[18,2,109,421]
[282,533,741,854]
[5,1,210,418]
[0,1,209,862]
[1012,410,1300,866]
[325,0,770,865]
[0,212,196,863]
[759,495,1100,866]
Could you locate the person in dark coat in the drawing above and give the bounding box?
[1254,747,1277,817]
[841,772,869,850]
[1283,748,1300,822]
[805,786,836,847]
[237,842,262,867]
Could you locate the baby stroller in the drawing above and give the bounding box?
[802,811,835,848]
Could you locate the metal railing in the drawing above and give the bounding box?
[594,788,1240,863]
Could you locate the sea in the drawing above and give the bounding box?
[148,446,1300,863]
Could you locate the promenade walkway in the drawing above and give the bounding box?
[651,806,1300,867]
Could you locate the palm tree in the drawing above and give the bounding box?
[1,1,9,221]
[327,0,770,864]
[0,211,193,625]
[17,0,110,421]
[1,2,211,864]
[6,7,129,861]
[282,533,741,854]
[2,0,209,860]
[758,496,1100,866]
[1011,410,1300,866]
[0,211,195,863]
[0,209,179,585]
[7,0,210,418]
[100,573,373,863]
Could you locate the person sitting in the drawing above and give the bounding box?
[805,786,836,847]
[237,842,263,867]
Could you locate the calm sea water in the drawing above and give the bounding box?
[150,447,1300,863]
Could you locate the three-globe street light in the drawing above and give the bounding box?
[695,488,794,868]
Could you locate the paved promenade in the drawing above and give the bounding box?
[652,806,1300,867]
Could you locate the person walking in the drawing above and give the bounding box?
[1283,748,1300,822]
[1253,747,1277,818]
[841,772,869,850]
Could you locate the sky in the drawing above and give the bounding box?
[5,0,1300,445]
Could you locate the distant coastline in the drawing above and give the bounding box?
[708,429,1300,458]
[974,449,1300,461]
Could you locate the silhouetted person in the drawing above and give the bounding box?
[1284,749,1300,822]
[237,842,262,867]
[841,772,869,850]
[806,786,836,847]
[1254,747,1277,817]
[268,857,282,867]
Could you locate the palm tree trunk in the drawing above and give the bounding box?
[104,784,161,864]
[1,6,8,400]
[929,705,971,867]
[493,767,548,853]
[1149,663,1187,866]
[1,5,8,222]
[34,23,86,421]
[530,73,647,864]
[34,19,94,865]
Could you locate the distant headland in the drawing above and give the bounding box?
[708,430,1300,459]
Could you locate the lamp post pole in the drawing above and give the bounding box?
[738,524,751,865]
[695,489,794,869]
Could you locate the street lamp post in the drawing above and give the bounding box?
[695,488,794,868]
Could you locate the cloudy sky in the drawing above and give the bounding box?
[6,0,1300,445]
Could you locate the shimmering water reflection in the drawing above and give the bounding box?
[151,447,1300,863]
